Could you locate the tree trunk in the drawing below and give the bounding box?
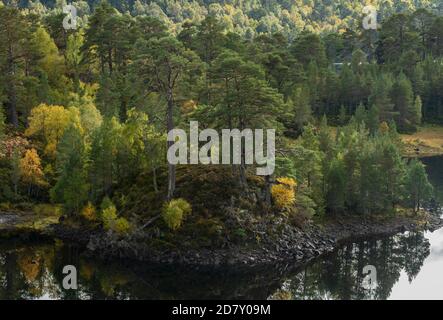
[108,48,113,74]
[239,119,248,191]
[166,87,176,200]
[264,174,274,205]
[152,167,158,192]
[7,45,18,128]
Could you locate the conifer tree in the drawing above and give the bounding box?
[51,124,89,214]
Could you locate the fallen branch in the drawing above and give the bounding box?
[138,214,161,230]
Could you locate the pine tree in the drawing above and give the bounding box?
[391,74,414,131]
[134,35,202,200]
[369,74,396,122]
[194,16,225,104]
[367,105,380,136]
[0,6,32,127]
[405,159,433,214]
[339,105,347,126]
[210,50,284,189]
[354,103,367,127]
[291,86,312,135]
[82,1,118,75]
[291,32,327,68]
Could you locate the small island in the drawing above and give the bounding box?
[0,1,442,299]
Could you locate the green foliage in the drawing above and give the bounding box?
[339,105,347,126]
[102,205,117,229]
[0,2,440,226]
[99,198,131,235]
[275,157,296,180]
[290,86,312,134]
[100,196,114,212]
[295,120,431,215]
[390,73,423,132]
[89,117,121,201]
[50,124,88,215]
[405,159,433,213]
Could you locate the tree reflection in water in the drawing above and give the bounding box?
[0,231,431,300]
[278,231,430,300]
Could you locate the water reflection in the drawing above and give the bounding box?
[273,231,431,300]
[0,239,291,299]
[0,230,435,300]
[421,156,443,205]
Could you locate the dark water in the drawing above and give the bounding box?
[0,156,443,300]
[422,156,443,204]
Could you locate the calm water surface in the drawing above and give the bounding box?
[0,156,442,300]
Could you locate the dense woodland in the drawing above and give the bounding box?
[0,1,441,243]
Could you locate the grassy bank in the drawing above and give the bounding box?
[401,125,443,157]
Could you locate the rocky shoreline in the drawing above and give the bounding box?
[1,210,441,268]
[73,212,443,268]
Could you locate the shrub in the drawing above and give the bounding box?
[271,177,297,209]
[99,199,131,235]
[172,198,192,215]
[162,198,192,231]
[101,204,118,230]
[276,177,297,188]
[81,202,97,221]
[113,217,131,235]
[98,196,114,221]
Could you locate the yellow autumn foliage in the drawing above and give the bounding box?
[25,104,82,158]
[19,148,47,187]
[181,99,197,114]
[162,198,192,231]
[379,121,389,134]
[17,253,41,283]
[271,177,297,209]
[276,177,297,188]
